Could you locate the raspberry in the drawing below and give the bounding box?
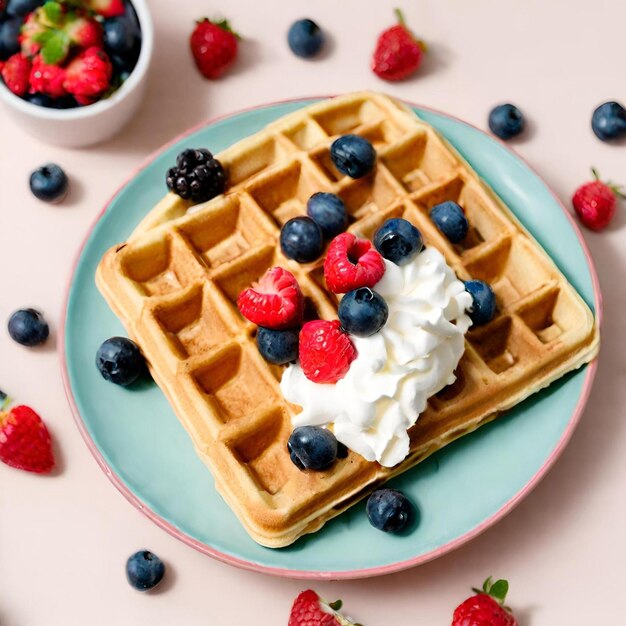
[299,320,357,384]
[323,232,385,294]
[30,54,67,98]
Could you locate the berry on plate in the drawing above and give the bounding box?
[256,327,299,364]
[63,46,112,105]
[280,216,324,263]
[287,18,324,59]
[430,200,469,243]
[96,336,146,386]
[86,0,125,19]
[464,280,496,326]
[0,403,55,474]
[572,168,624,231]
[166,148,227,204]
[366,488,413,532]
[1,52,31,96]
[306,192,348,239]
[7,308,49,346]
[324,232,385,294]
[126,550,165,591]
[488,103,525,140]
[287,426,338,471]
[330,134,376,179]
[591,101,626,142]
[373,217,423,265]
[371,8,426,81]
[237,266,304,329]
[190,17,239,79]
[452,576,518,626]
[338,287,388,337]
[29,163,69,202]
[299,319,356,384]
[289,589,357,626]
[0,16,22,60]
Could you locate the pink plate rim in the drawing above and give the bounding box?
[58,95,603,580]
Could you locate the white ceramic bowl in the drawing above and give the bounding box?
[0,0,153,148]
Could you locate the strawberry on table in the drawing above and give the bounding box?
[288,589,357,626]
[0,400,55,475]
[572,168,624,231]
[372,8,426,81]
[1,52,31,95]
[237,266,304,329]
[190,17,239,79]
[452,577,518,626]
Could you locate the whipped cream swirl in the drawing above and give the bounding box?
[280,247,473,468]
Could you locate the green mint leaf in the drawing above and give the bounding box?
[43,1,63,25]
[41,29,70,65]
[489,579,509,605]
[32,30,53,44]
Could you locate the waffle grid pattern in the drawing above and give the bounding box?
[97,93,598,546]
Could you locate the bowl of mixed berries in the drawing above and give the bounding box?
[0,0,152,146]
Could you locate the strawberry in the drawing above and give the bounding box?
[288,589,357,626]
[85,0,125,19]
[299,320,357,384]
[20,11,45,58]
[0,401,55,474]
[452,577,517,626]
[572,168,624,231]
[324,232,385,294]
[30,54,67,97]
[1,53,32,96]
[64,16,103,49]
[190,18,239,79]
[372,8,426,81]
[63,46,112,105]
[237,266,304,329]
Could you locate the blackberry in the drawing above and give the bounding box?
[165,148,227,204]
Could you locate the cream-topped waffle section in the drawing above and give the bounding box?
[96,92,599,547]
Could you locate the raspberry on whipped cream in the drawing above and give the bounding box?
[281,247,472,467]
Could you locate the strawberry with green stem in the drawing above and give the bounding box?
[572,168,624,231]
[452,576,518,626]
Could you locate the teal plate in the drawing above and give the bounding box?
[61,98,601,579]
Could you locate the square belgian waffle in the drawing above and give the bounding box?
[96,92,599,547]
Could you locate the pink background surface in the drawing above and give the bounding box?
[0,0,624,623]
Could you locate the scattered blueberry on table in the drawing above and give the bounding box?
[338,287,388,337]
[488,103,525,140]
[29,163,69,203]
[256,327,299,365]
[464,280,497,325]
[280,216,324,263]
[373,217,424,265]
[591,101,626,142]
[96,336,145,386]
[288,425,338,471]
[366,488,414,532]
[7,309,49,346]
[330,134,376,179]
[430,200,469,243]
[287,18,324,58]
[126,550,165,592]
[306,192,348,239]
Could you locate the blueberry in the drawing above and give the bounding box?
[306,192,348,239]
[0,17,22,60]
[430,201,469,243]
[287,426,338,471]
[256,327,299,365]
[338,288,388,337]
[373,218,423,265]
[330,134,376,179]
[126,550,165,591]
[26,93,56,108]
[7,309,49,346]
[280,216,324,263]
[96,337,145,386]
[488,103,525,140]
[464,280,496,326]
[366,488,413,533]
[104,17,138,56]
[287,18,324,58]
[6,0,43,17]
[53,95,79,109]
[591,101,626,141]
[29,164,69,203]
